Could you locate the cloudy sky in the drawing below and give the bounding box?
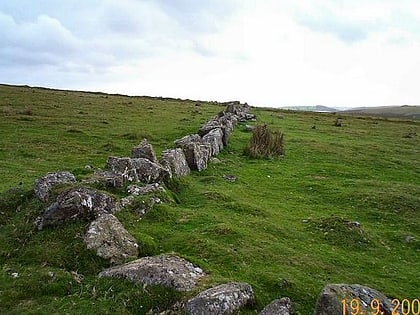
[1,0,420,107]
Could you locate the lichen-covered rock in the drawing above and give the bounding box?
[174,134,201,147]
[160,148,190,177]
[131,138,158,163]
[99,254,206,291]
[86,170,127,189]
[85,213,138,264]
[202,128,224,156]
[186,282,255,315]
[181,142,210,171]
[106,157,170,184]
[198,118,223,137]
[35,187,119,230]
[34,171,76,202]
[106,157,138,182]
[314,284,397,315]
[259,297,291,315]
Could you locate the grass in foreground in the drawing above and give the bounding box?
[0,84,419,314]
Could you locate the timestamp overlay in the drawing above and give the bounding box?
[342,298,420,315]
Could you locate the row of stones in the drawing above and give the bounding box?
[31,102,398,314]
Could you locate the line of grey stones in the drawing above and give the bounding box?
[31,102,398,314]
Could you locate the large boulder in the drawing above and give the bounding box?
[99,254,206,291]
[85,213,138,264]
[186,282,255,315]
[314,284,397,315]
[34,171,76,203]
[106,157,169,184]
[131,138,158,163]
[202,128,224,156]
[160,148,190,177]
[182,143,210,171]
[259,297,291,315]
[35,187,119,230]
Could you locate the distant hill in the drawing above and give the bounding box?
[340,105,420,120]
[282,105,338,112]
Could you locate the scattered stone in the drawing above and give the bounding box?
[11,272,19,279]
[210,157,222,164]
[334,118,342,127]
[345,221,361,229]
[405,235,416,242]
[223,174,237,182]
[186,282,254,315]
[160,148,191,177]
[260,297,291,315]
[35,187,119,230]
[131,138,158,163]
[202,128,224,156]
[314,284,397,315]
[99,254,206,291]
[85,213,138,264]
[34,171,76,203]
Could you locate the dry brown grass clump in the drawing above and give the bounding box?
[244,124,285,158]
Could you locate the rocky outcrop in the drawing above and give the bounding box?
[84,213,138,264]
[160,148,190,177]
[259,297,291,315]
[99,254,206,291]
[131,138,158,163]
[34,171,76,203]
[186,282,255,315]
[35,187,119,230]
[314,284,397,315]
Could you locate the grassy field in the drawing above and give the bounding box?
[1,84,419,314]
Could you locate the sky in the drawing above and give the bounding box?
[1,0,420,108]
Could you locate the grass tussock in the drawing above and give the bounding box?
[244,124,285,158]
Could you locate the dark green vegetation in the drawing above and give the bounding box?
[1,84,419,314]
[243,125,284,158]
[341,105,420,120]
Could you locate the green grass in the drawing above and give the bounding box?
[1,84,419,314]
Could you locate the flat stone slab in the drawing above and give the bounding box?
[186,282,255,315]
[99,254,206,291]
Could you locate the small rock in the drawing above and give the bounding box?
[405,235,416,242]
[85,213,138,264]
[223,174,237,182]
[186,282,254,315]
[260,297,291,315]
[11,272,19,279]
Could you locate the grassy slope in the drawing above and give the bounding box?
[1,85,419,314]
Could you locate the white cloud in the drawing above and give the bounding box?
[1,0,420,107]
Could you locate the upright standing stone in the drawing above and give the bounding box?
[131,138,158,163]
[160,148,190,177]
